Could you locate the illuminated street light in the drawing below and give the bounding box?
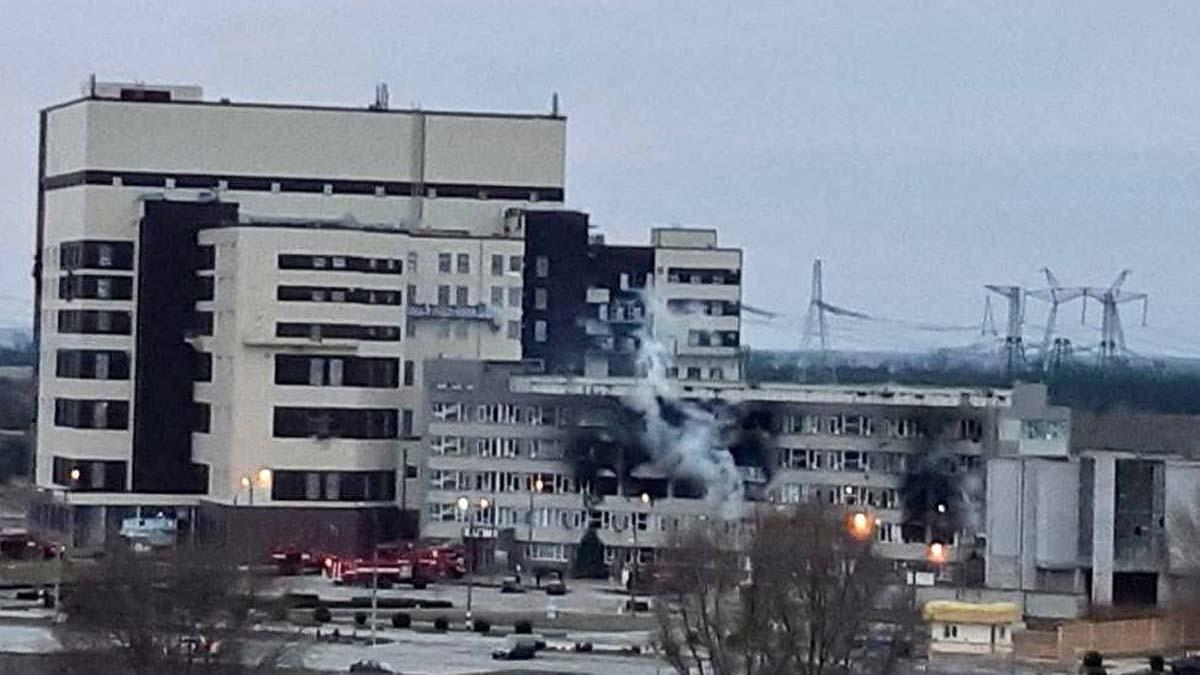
[456,496,469,512]
[479,497,490,510]
[928,542,947,564]
[240,475,251,489]
[936,503,947,514]
[68,468,81,482]
[848,511,874,540]
[257,468,272,487]
[640,492,651,505]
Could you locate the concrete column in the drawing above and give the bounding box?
[1020,461,1039,591]
[1092,455,1117,607]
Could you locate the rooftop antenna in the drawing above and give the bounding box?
[1080,270,1148,366]
[984,284,1025,375]
[1024,268,1085,372]
[551,92,560,117]
[371,83,389,111]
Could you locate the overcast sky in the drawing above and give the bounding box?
[2,1,1198,354]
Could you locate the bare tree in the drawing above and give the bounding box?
[63,542,256,675]
[654,505,904,675]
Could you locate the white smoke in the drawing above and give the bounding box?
[626,287,744,517]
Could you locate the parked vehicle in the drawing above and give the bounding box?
[491,636,540,661]
[500,575,526,594]
[544,578,568,595]
[348,659,394,673]
[269,545,323,575]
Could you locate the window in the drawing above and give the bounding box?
[272,407,397,439]
[58,275,133,301]
[490,286,504,308]
[535,255,549,278]
[58,310,132,335]
[686,367,702,379]
[54,398,129,430]
[455,286,469,306]
[456,253,470,274]
[534,320,547,342]
[437,285,451,306]
[509,255,523,273]
[506,320,520,340]
[275,322,400,342]
[406,284,417,305]
[56,350,131,380]
[52,456,127,492]
[59,240,134,271]
[710,367,724,380]
[403,360,415,387]
[402,409,414,437]
[534,288,548,310]
[491,254,504,276]
[438,253,452,273]
[407,251,418,273]
[508,286,522,308]
[271,470,395,502]
[193,402,211,433]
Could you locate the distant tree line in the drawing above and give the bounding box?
[0,341,34,366]
[744,349,1200,414]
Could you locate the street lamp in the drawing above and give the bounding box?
[457,496,491,625]
[527,477,544,569]
[239,468,273,506]
[631,492,651,613]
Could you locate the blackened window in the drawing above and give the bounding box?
[535,255,549,278]
[456,253,470,274]
[437,285,451,306]
[402,409,414,437]
[58,275,133,301]
[403,360,415,387]
[193,402,211,433]
[59,240,134,271]
[271,470,395,502]
[52,456,127,491]
[509,255,523,273]
[272,407,398,439]
[438,253,452,273]
[194,351,212,382]
[455,286,469,306]
[58,310,132,335]
[54,398,129,430]
[56,349,130,380]
[491,254,504,276]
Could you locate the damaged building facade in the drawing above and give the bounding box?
[420,357,1013,572]
[985,391,1200,617]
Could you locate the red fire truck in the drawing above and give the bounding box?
[321,543,467,588]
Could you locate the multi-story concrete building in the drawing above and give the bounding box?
[520,211,743,381]
[986,389,1200,617]
[33,81,564,548]
[419,356,1011,572]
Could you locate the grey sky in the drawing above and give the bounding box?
[2,1,1198,354]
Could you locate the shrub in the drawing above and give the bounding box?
[1082,651,1103,668]
[313,606,332,623]
[391,612,411,629]
[473,619,491,634]
[433,616,449,631]
[514,620,533,634]
[354,611,368,627]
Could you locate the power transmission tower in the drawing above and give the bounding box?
[802,259,829,352]
[1024,268,1085,373]
[801,259,835,381]
[979,296,997,337]
[1079,270,1148,366]
[984,284,1025,376]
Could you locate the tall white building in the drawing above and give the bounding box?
[34,81,564,548]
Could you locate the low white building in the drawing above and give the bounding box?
[923,600,1022,655]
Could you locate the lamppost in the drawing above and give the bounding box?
[237,468,273,506]
[457,495,491,626]
[631,492,651,613]
[527,477,544,570]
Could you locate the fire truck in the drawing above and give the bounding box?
[321,543,467,588]
[268,544,323,575]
